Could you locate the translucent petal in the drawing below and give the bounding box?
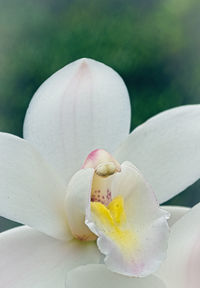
[162,205,190,227]
[67,264,166,288]
[24,58,131,183]
[65,168,96,241]
[157,203,200,288]
[115,105,200,203]
[0,133,71,240]
[0,226,100,288]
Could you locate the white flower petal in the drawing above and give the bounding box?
[114,105,200,203]
[65,168,96,241]
[86,162,169,277]
[24,58,131,183]
[157,203,200,288]
[162,205,190,227]
[0,133,71,240]
[66,264,166,288]
[0,226,100,288]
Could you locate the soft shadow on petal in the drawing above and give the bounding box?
[157,203,200,288]
[24,58,131,184]
[0,226,101,288]
[86,162,169,277]
[0,133,71,241]
[162,205,190,227]
[66,264,166,288]
[65,168,96,241]
[114,105,200,203]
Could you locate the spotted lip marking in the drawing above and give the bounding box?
[91,189,112,206]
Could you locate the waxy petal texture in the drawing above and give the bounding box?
[67,264,166,288]
[86,162,169,277]
[65,168,96,241]
[0,226,100,288]
[162,205,190,227]
[24,58,131,183]
[0,133,71,241]
[157,203,200,288]
[115,105,200,203]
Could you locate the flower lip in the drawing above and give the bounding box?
[66,149,169,277]
[85,161,169,277]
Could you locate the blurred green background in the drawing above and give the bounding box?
[0,0,200,232]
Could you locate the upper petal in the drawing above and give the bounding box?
[66,264,166,288]
[0,226,100,288]
[114,105,200,203]
[24,58,131,183]
[0,132,71,240]
[157,203,200,288]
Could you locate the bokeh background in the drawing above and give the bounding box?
[0,0,200,232]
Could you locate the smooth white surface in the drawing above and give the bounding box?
[67,264,166,288]
[162,205,190,227]
[115,105,200,203]
[65,168,95,240]
[0,132,71,240]
[24,58,131,183]
[157,203,200,288]
[0,226,100,288]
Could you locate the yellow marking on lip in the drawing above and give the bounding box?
[91,196,137,254]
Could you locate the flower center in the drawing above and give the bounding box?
[83,149,121,205]
[91,195,126,226]
[90,195,137,253]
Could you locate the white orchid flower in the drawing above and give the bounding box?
[0,58,200,288]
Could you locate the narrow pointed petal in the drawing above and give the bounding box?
[0,133,71,240]
[162,205,190,227]
[0,226,100,288]
[67,264,166,288]
[86,162,169,277]
[157,203,200,288]
[24,58,131,183]
[115,105,200,203]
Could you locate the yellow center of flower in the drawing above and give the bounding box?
[91,196,137,254]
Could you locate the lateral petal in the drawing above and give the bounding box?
[162,205,190,227]
[67,264,166,288]
[115,105,200,203]
[157,202,200,288]
[0,226,100,288]
[0,133,71,240]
